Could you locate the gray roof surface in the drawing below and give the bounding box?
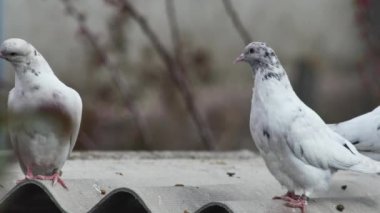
[0,151,379,212]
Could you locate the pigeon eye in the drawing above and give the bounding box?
[249,48,255,54]
[9,52,17,56]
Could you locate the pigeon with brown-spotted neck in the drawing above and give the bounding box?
[0,38,82,189]
[235,42,380,213]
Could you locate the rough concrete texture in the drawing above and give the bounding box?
[0,151,379,212]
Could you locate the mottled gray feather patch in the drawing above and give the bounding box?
[263,129,270,139]
[262,72,285,81]
[31,85,40,91]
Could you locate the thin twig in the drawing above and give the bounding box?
[59,0,150,149]
[222,0,252,44]
[165,0,184,73]
[105,0,216,150]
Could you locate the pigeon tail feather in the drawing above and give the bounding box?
[349,155,380,174]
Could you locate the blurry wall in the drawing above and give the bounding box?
[0,0,375,150]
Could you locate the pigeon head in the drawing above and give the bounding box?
[234,42,279,69]
[0,38,34,64]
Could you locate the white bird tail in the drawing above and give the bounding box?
[349,154,380,174]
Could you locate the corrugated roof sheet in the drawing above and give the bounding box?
[0,151,379,212]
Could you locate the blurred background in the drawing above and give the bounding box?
[0,0,378,151]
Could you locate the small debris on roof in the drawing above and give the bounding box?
[336,204,344,211]
[93,184,101,193]
[184,210,189,213]
[93,183,107,195]
[226,172,235,177]
[341,185,347,190]
[174,184,185,187]
[213,160,226,165]
[115,172,123,176]
[100,189,106,195]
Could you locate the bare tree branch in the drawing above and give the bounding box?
[165,0,184,73]
[59,0,150,149]
[105,0,216,150]
[222,0,252,44]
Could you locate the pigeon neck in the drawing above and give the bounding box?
[251,65,296,107]
[252,65,293,90]
[13,57,57,89]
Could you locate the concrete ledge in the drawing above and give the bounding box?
[0,151,379,212]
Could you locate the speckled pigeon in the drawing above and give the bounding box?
[235,42,380,213]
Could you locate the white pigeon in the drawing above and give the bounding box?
[235,42,380,213]
[0,38,82,189]
[328,106,380,158]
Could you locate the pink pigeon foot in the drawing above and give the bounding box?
[284,194,307,213]
[272,191,302,202]
[273,192,307,213]
[16,167,68,189]
[35,172,68,189]
[16,166,35,184]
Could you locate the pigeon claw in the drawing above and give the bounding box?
[16,166,68,189]
[274,192,307,213]
[285,198,307,213]
[16,166,35,184]
[272,191,302,202]
[35,173,68,189]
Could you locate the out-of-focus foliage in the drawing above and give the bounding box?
[1,0,379,151]
[355,0,380,101]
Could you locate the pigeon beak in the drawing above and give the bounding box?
[234,54,245,64]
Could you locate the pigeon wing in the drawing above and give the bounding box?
[66,88,82,156]
[285,107,364,171]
